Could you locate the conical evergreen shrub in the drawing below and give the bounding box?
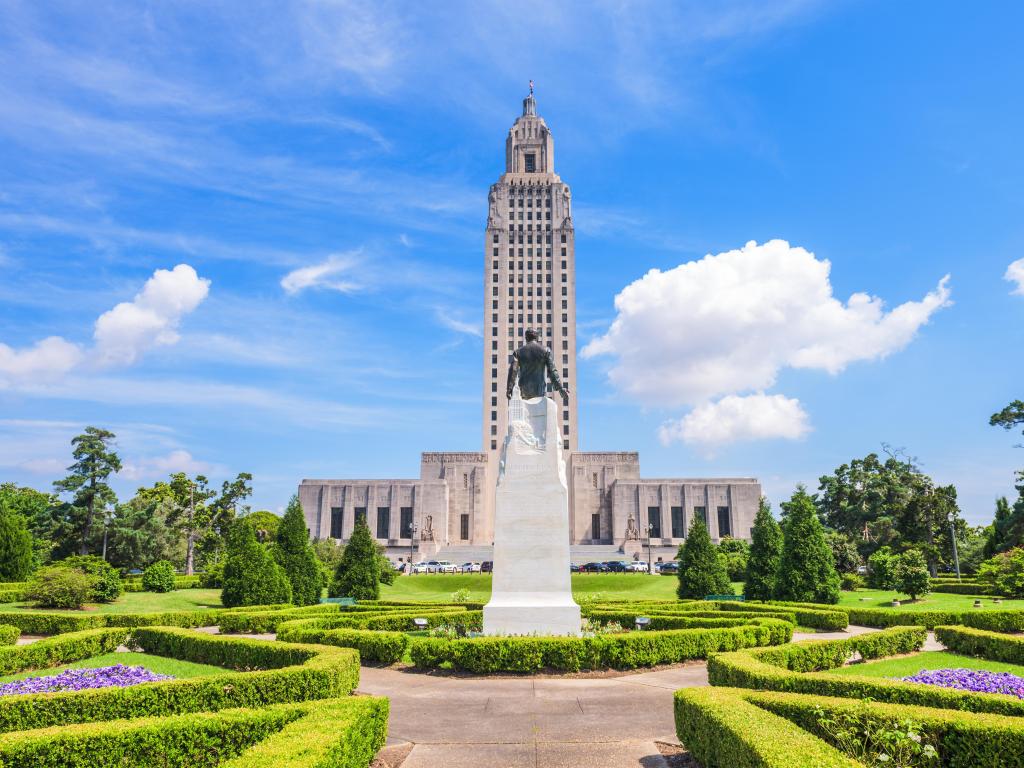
[272,496,322,606]
[330,516,380,600]
[221,520,292,608]
[677,516,732,599]
[775,487,841,604]
[744,498,782,600]
[0,499,33,582]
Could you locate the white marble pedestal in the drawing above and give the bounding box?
[484,389,581,636]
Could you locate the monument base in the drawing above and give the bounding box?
[621,539,642,558]
[483,594,581,636]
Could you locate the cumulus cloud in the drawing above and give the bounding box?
[94,264,210,366]
[659,393,811,451]
[121,449,221,480]
[281,252,362,295]
[584,239,952,406]
[0,264,209,386]
[1006,258,1024,296]
[584,239,952,446]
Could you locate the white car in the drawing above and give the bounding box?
[626,561,650,573]
[434,560,459,573]
[460,562,481,573]
[410,561,433,574]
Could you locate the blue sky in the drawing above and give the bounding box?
[1,1,1022,525]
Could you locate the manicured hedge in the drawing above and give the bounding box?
[0,696,388,768]
[0,627,361,733]
[121,573,203,593]
[674,687,859,767]
[936,624,1024,666]
[408,620,792,673]
[217,604,343,634]
[717,601,848,631]
[962,610,1024,633]
[707,627,1024,716]
[0,585,27,603]
[677,686,1024,768]
[585,610,791,631]
[278,626,410,665]
[0,625,19,646]
[0,627,127,677]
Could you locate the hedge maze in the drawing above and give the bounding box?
[678,609,1024,767]
[0,622,386,767]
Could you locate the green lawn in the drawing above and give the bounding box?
[829,651,1024,679]
[0,589,223,615]
[0,652,232,684]
[837,589,1024,612]
[380,573,689,603]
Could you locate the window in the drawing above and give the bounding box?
[591,513,601,540]
[491,410,497,420]
[671,506,684,538]
[491,440,497,450]
[460,513,470,540]
[493,233,499,243]
[525,153,536,172]
[400,507,413,538]
[648,507,662,538]
[563,424,569,435]
[592,472,598,488]
[376,507,390,539]
[561,234,567,243]
[330,507,343,539]
[717,506,732,537]
[355,507,367,524]
[694,506,707,526]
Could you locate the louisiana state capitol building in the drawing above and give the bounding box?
[299,90,760,563]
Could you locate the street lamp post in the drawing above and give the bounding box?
[645,523,654,574]
[409,523,418,575]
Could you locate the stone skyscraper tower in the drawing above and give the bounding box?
[482,88,578,465]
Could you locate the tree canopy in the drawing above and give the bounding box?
[52,427,121,556]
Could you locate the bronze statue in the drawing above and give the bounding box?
[506,329,570,401]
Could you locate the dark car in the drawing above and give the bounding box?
[580,562,609,573]
[603,561,628,572]
[569,562,580,572]
[480,561,493,573]
[657,561,679,575]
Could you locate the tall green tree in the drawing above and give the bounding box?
[745,498,782,600]
[102,494,183,571]
[330,517,380,600]
[892,549,931,601]
[53,427,121,556]
[243,510,281,542]
[990,400,1024,436]
[676,517,732,599]
[271,496,321,606]
[776,487,841,604]
[221,520,291,608]
[0,497,34,581]
[0,483,56,566]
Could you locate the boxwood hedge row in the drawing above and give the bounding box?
[676,687,1024,768]
[706,626,1024,717]
[936,624,1024,666]
[0,625,19,647]
[0,627,361,733]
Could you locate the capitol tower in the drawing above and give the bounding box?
[481,86,579,464]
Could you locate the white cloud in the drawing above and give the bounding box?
[583,239,952,407]
[0,264,209,386]
[1006,258,1024,296]
[281,252,363,295]
[93,264,210,366]
[121,449,222,481]
[16,457,66,475]
[659,393,811,451]
[0,336,83,384]
[435,308,481,337]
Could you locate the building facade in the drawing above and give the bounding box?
[299,90,761,561]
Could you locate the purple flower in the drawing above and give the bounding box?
[900,668,1024,699]
[0,664,173,697]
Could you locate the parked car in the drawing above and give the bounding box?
[580,562,609,573]
[569,562,581,572]
[656,561,679,574]
[626,561,649,573]
[460,562,481,573]
[411,561,434,574]
[434,560,459,573]
[480,561,493,573]
[603,561,629,572]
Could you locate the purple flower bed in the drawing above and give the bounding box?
[0,664,173,696]
[901,668,1024,698]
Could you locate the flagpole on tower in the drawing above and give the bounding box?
[529,79,534,95]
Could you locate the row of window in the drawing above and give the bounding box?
[489,337,570,349]
[491,299,568,311]
[508,195,550,208]
[492,314,570,324]
[493,286,567,298]
[329,506,475,541]
[638,505,732,539]
[509,211,551,221]
[491,232,567,245]
[491,260,570,272]
[493,273,561,284]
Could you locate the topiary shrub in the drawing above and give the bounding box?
[867,546,897,589]
[0,498,33,583]
[0,624,20,646]
[977,547,1024,598]
[142,560,177,593]
[25,565,96,609]
[221,521,292,608]
[330,517,379,600]
[200,559,225,588]
[677,517,731,599]
[775,488,840,604]
[745,499,782,601]
[271,497,321,607]
[61,554,122,603]
[840,573,864,591]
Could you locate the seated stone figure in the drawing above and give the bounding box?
[505,329,571,401]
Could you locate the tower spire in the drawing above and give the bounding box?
[522,81,537,117]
